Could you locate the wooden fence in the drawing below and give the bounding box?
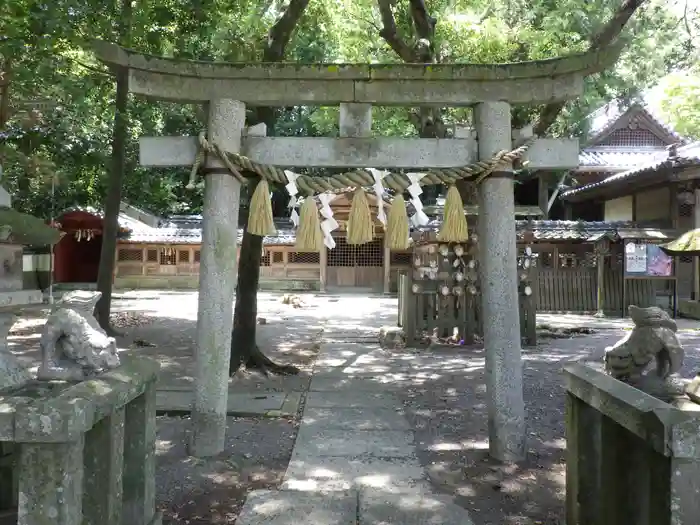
[398,264,657,348]
[398,272,537,347]
[399,267,657,322]
[536,267,655,313]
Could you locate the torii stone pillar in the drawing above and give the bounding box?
[475,102,526,462]
[189,99,245,457]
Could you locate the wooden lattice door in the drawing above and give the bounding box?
[327,237,383,289]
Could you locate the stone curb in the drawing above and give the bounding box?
[155,389,303,418]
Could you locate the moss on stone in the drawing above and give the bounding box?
[0,207,62,246]
[95,39,623,82]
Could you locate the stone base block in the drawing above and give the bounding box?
[378,326,405,349]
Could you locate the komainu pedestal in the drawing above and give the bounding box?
[565,364,700,525]
[1,356,161,525]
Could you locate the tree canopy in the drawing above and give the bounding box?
[0,0,697,219]
[654,67,700,140]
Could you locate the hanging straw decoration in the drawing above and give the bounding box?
[295,197,324,252]
[346,187,373,245]
[247,178,276,236]
[386,194,410,250]
[437,185,468,242]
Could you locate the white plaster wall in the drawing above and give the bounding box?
[635,187,670,222]
[604,196,633,221]
[23,254,52,272]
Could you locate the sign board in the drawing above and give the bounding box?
[624,241,674,278]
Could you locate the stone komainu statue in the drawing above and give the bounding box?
[604,305,684,381]
[37,303,120,381]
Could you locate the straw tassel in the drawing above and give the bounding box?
[346,188,373,245]
[247,178,276,236]
[386,194,410,250]
[437,185,468,242]
[295,197,324,252]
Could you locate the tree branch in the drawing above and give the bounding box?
[263,0,311,61]
[589,0,646,50]
[680,0,695,42]
[255,0,311,131]
[533,0,647,136]
[408,0,436,42]
[377,0,415,62]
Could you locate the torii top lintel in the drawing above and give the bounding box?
[93,40,623,107]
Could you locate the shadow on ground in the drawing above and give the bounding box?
[156,416,299,525]
[309,328,700,525]
[7,290,700,525]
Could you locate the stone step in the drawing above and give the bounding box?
[235,487,475,525]
[235,489,357,525]
[359,486,475,525]
[301,407,410,431]
[309,376,395,393]
[154,389,302,417]
[305,391,395,409]
[281,455,426,493]
[291,428,415,458]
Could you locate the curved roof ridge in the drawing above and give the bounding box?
[585,97,686,145]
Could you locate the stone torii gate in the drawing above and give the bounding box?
[94,41,621,461]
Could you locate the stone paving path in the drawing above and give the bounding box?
[236,325,474,525]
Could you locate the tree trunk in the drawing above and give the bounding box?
[0,59,11,130]
[229,230,298,375]
[228,0,310,376]
[95,64,128,333]
[94,0,132,332]
[229,228,261,370]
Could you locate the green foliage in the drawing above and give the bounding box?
[0,0,696,220]
[656,69,700,140]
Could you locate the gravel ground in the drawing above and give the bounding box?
[156,416,300,525]
[6,292,700,524]
[399,328,700,525]
[3,293,318,525]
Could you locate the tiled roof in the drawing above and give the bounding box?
[118,213,155,232]
[124,220,298,246]
[577,148,665,169]
[571,99,685,172]
[125,228,201,244]
[585,100,684,144]
[515,220,636,242]
[416,203,544,218]
[158,214,203,228]
[562,142,700,200]
[59,206,151,232]
[420,220,675,242]
[415,219,638,242]
[125,217,674,246]
[119,201,162,228]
